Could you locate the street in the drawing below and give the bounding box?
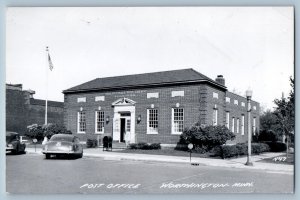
[6,153,294,194]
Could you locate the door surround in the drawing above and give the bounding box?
[112,98,136,143]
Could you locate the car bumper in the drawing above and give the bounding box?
[42,150,78,155]
[6,147,15,151]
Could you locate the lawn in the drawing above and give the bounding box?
[118,148,221,159]
[258,153,294,165]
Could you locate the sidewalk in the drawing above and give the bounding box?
[26,147,294,174]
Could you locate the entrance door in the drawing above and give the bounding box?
[120,118,126,142]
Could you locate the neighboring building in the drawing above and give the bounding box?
[63,69,260,145]
[6,84,64,135]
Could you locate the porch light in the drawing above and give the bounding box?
[137,115,142,123]
[106,116,110,123]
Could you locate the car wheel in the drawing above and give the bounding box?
[45,154,51,159]
[13,145,19,155]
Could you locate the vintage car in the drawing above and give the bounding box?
[6,132,26,154]
[42,134,83,159]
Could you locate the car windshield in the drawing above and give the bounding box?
[6,132,17,142]
[49,135,74,142]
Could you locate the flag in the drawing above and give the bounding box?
[48,52,54,71]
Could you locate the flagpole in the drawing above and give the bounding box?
[45,46,48,125]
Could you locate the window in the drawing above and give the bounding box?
[171,91,184,97]
[234,100,238,105]
[95,111,104,133]
[253,106,257,110]
[126,119,131,132]
[172,108,184,134]
[147,109,158,134]
[77,97,86,103]
[232,117,235,133]
[213,109,218,126]
[253,117,256,135]
[241,102,245,107]
[226,97,230,103]
[95,96,105,101]
[226,112,230,129]
[241,115,245,135]
[236,118,240,134]
[78,111,86,133]
[147,92,159,98]
[213,92,219,99]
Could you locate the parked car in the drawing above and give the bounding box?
[42,134,83,159]
[6,132,26,154]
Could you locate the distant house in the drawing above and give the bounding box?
[63,68,260,145]
[6,84,64,135]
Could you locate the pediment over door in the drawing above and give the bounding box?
[112,97,136,106]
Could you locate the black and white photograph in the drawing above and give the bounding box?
[5,7,294,194]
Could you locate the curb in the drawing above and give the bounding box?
[25,149,293,174]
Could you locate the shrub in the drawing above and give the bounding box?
[264,142,287,152]
[258,143,271,152]
[209,146,222,157]
[128,143,161,150]
[221,145,238,158]
[174,144,188,151]
[149,143,161,150]
[236,143,247,155]
[180,123,235,152]
[252,143,262,154]
[137,142,149,149]
[86,138,98,148]
[221,143,271,158]
[258,130,279,142]
[129,143,138,149]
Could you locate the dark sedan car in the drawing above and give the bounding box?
[42,134,83,159]
[6,132,26,154]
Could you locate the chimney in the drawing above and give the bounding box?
[24,89,36,99]
[215,75,225,86]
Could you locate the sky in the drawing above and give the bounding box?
[6,7,294,111]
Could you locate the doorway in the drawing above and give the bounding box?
[120,118,126,142]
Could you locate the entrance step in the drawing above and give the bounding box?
[112,142,127,149]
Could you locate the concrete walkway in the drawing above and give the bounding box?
[26,147,294,174]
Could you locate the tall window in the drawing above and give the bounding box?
[78,111,86,133]
[253,117,256,135]
[232,117,235,133]
[213,109,218,126]
[147,109,158,134]
[241,115,245,135]
[226,112,230,129]
[236,118,240,134]
[95,111,104,133]
[172,108,184,134]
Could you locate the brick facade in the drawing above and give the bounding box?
[63,69,260,145]
[6,84,64,135]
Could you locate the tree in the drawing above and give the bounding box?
[180,123,236,152]
[259,110,282,141]
[273,77,294,156]
[43,123,72,139]
[26,123,72,142]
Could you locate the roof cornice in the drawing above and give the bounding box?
[63,79,227,94]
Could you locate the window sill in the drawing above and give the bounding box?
[77,132,86,134]
[171,132,182,135]
[146,132,158,135]
[95,132,104,134]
